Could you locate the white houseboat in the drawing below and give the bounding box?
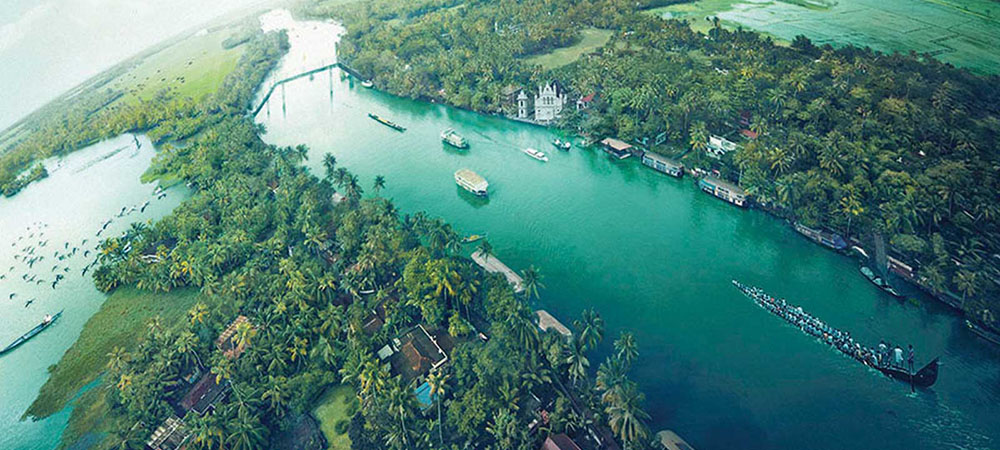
[455,169,488,196]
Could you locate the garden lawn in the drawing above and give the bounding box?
[524,28,614,70]
[313,385,357,450]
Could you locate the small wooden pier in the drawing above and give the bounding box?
[471,250,524,293]
[536,310,572,337]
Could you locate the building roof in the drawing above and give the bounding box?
[579,93,595,102]
[600,137,633,152]
[180,373,229,415]
[389,325,448,381]
[643,152,683,168]
[541,434,582,450]
[147,416,190,450]
[215,315,252,359]
[536,310,572,337]
[701,176,745,196]
[740,129,759,140]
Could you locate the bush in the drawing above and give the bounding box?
[334,419,349,434]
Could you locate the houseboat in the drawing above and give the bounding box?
[641,152,684,178]
[523,148,548,162]
[368,113,405,131]
[441,128,469,149]
[455,169,488,196]
[600,137,633,159]
[793,222,847,251]
[551,139,571,151]
[698,176,746,207]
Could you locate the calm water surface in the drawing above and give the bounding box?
[255,16,1000,450]
[0,135,186,450]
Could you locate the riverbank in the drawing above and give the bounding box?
[25,288,202,420]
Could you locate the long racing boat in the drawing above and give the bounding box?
[732,281,939,388]
[0,310,63,356]
[367,113,406,131]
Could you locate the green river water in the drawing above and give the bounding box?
[0,10,997,450]
[253,14,1000,450]
[0,135,186,450]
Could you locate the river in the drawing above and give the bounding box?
[0,134,186,450]
[255,13,1000,450]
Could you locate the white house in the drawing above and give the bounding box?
[707,135,740,159]
[534,82,567,123]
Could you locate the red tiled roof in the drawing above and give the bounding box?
[541,434,582,450]
[740,129,758,139]
[579,93,595,102]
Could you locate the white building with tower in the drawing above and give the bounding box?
[534,81,567,123]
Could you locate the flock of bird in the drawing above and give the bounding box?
[3,186,169,310]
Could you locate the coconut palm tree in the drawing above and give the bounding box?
[955,270,978,310]
[231,320,256,353]
[574,308,604,351]
[175,330,203,369]
[225,409,267,450]
[596,356,631,406]
[566,336,590,387]
[426,368,450,448]
[373,174,386,195]
[606,385,650,450]
[106,346,130,376]
[261,375,289,417]
[477,239,494,263]
[322,153,337,181]
[521,265,544,299]
[614,331,638,367]
[385,376,415,447]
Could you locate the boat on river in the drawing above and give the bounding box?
[551,138,571,151]
[360,80,374,88]
[860,266,903,298]
[523,148,548,162]
[0,310,64,356]
[368,113,405,131]
[967,320,1000,346]
[441,128,469,149]
[455,169,488,196]
[462,234,486,243]
[732,280,939,388]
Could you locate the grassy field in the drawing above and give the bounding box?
[107,25,247,104]
[312,385,356,450]
[524,28,614,70]
[647,0,1000,73]
[24,288,202,420]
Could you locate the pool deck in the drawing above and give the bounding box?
[471,250,524,293]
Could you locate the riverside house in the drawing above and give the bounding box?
[600,137,634,159]
[641,152,684,177]
[534,81,568,123]
[699,176,747,207]
[706,135,740,159]
[146,416,191,450]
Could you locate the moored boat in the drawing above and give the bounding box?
[966,320,1000,346]
[455,168,488,196]
[551,138,571,150]
[0,310,64,356]
[523,148,548,162]
[441,128,469,149]
[360,80,374,88]
[367,113,406,131]
[732,280,939,388]
[462,234,486,243]
[860,266,903,298]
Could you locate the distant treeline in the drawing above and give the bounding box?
[318,0,1000,324]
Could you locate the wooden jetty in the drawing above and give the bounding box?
[471,250,524,293]
[536,310,572,337]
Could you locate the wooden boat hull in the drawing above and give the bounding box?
[967,320,1000,346]
[877,358,939,388]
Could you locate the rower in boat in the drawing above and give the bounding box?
[732,280,939,388]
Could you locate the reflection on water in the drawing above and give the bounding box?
[255,13,1000,450]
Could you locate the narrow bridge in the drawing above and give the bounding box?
[250,62,366,117]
